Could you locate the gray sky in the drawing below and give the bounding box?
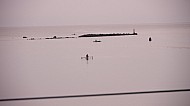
[0,0,190,26]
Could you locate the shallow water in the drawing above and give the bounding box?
[0,24,190,106]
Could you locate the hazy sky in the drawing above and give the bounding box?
[0,0,190,26]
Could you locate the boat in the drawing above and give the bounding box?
[93,40,101,42]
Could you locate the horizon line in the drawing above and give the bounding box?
[0,22,190,28]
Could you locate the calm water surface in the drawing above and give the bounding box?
[0,24,190,106]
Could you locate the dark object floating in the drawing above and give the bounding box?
[23,36,27,38]
[79,29,137,38]
[149,37,152,42]
[93,40,101,42]
[27,38,35,40]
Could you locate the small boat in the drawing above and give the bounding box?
[93,40,101,42]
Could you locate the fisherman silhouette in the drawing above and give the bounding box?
[149,37,152,42]
[86,54,89,60]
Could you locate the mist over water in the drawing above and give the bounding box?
[0,24,190,106]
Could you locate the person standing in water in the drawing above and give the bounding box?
[86,54,89,60]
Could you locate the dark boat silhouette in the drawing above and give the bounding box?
[93,40,101,42]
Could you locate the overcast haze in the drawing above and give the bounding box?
[0,0,190,27]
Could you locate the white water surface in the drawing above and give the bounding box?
[0,24,190,106]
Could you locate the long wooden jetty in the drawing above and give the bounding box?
[78,29,137,38]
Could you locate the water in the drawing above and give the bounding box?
[0,24,190,106]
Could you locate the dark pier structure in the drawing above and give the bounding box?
[78,29,137,38]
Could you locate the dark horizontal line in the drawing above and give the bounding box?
[0,88,190,102]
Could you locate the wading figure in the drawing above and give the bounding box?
[86,54,89,60]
